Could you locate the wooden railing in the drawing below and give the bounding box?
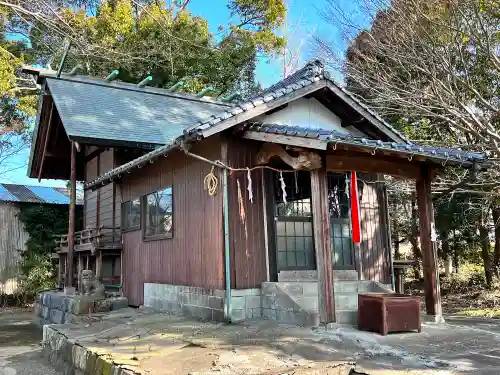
[55,226,121,253]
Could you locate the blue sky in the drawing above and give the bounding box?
[1,0,370,187]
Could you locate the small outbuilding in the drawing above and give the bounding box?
[0,183,82,295]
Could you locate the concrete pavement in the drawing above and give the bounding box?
[0,309,60,375]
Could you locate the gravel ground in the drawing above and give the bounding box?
[0,309,60,375]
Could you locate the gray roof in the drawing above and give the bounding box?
[243,124,488,168]
[85,122,488,190]
[84,60,489,190]
[0,183,83,205]
[46,76,230,146]
[184,60,410,144]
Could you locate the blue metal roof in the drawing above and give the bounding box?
[0,184,19,202]
[0,184,83,205]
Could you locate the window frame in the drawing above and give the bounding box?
[121,198,141,232]
[141,186,174,241]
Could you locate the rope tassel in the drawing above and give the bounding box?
[279,171,287,204]
[247,168,253,203]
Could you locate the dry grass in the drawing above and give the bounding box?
[406,263,500,318]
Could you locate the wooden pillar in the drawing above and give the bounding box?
[416,166,442,317]
[77,254,83,292]
[311,169,335,323]
[66,141,77,288]
[58,255,63,288]
[96,251,103,280]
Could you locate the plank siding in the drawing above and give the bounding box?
[84,148,98,229]
[99,150,115,228]
[358,173,391,283]
[120,138,224,306]
[227,138,267,289]
[0,203,29,294]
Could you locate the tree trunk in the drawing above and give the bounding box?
[491,206,500,277]
[453,238,459,273]
[442,239,452,276]
[479,224,493,288]
[410,197,422,279]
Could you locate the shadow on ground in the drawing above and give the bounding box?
[44,307,500,374]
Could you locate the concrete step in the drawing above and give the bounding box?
[261,282,320,327]
[334,280,374,293]
[277,270,359,281]
[278,270,317,282]
[334,293,358,310]
[336,309,358,325]
[295,296,319,310]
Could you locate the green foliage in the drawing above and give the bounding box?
[0,6,37,132]
[14,203,83,297]
[27,0,286,98]
[441,263,487,295]
[16,252,55,297]
[17,204,74,255]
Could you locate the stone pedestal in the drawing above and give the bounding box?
[34,291,128,327]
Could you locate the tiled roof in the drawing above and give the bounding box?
[46,76,230,146]
[243,124,488,168]
[0,183,83,205]
[83,60,489,190]
[184,59,410,144]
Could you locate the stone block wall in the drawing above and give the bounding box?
[230,288,261,322]
[144,283,225,321]
[35,291,129,327]
[261,282,320,327]
[143,283,261,323]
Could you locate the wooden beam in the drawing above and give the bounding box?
[242,131,327,150]
[311,169,335,324]
[66,141,77,288]
[326,154,420,180]
[416,166,442,318]
[38,103,54,181]
[85,147,107,162]
[326,81,406,143]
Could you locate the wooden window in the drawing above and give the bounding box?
[142,187,173,240]
[121,198,141,231]
[274,171,315,271]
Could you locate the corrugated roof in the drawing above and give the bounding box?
[0,184,83,205]
[46,77,230,146]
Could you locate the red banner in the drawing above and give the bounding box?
[350,171,361,243]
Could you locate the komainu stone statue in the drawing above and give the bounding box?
[80,270,105,298]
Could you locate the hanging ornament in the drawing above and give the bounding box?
[247,168,253,203]
[345,173,350,198]
[294,171,299,194]
[237,179,246,223]
[279,171,287,204]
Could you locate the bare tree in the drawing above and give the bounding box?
[316,0,499,180]
[0,132,29,177]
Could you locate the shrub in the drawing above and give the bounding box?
[16,252,55,303]
[440,263,486,295]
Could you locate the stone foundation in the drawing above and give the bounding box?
[35,290,129,326]
[143,283,261,322]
